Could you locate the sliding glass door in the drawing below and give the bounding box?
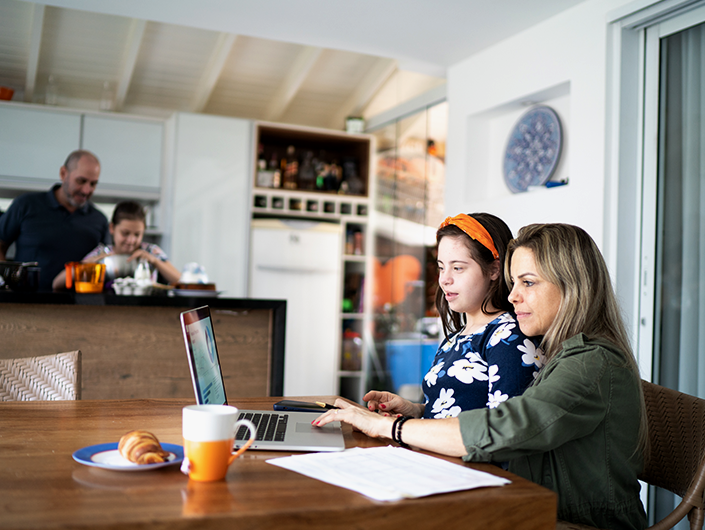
[639,7,705,526]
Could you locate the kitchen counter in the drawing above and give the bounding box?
[0,291,286,399]
[0,289,283,309]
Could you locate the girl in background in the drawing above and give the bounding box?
[53,200,180,289]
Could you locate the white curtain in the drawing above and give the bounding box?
[654,21,705,526]
[657,22,705,396]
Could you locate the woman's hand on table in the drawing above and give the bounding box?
[364,390,424,418]
[313,399,395,440]
[314,399,467,456]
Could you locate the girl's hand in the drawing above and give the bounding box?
[83,252,110,264]
[128,249,156,266]
[312,399,395,440]
[363,391,422,418]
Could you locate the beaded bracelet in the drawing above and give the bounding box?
[391,416,412,448]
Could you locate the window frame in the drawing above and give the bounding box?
[606,0,705,382]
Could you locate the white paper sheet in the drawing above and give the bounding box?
[266,445,510,502]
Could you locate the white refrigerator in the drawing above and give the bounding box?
[248,218,342,396]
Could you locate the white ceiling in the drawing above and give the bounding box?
[0,0,587,130]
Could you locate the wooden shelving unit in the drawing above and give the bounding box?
[251,121,374,403]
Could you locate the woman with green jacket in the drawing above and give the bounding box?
[314,223,647,530]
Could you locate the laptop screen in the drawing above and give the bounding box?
[181,306,228,405]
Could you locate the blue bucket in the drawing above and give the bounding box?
[385,339,439,392]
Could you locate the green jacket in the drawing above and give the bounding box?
[458,333,647,530]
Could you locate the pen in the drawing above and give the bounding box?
[316,401,339,410]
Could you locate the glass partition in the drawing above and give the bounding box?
[368,101,447,401]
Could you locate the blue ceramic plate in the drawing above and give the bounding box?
[72,442,183,472]
[503,105,563,193]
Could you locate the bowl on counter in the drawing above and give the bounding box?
[99,254,138,281]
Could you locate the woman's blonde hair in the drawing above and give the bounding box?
[505,223,647,454]
[506,223,633,363]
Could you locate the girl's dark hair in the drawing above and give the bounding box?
[435,212,514,338]
[111,200,146,226]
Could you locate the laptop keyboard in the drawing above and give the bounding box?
[236,412,288,442]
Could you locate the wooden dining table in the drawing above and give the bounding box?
[0,397,557,530]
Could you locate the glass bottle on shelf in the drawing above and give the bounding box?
[315,152,326,190]
[268,151,278,170]
[342,156,364,195]
[341,329,363,371]
[256,143,277,188]
[353,230,364,255]
[345,228,364,255]
[324,160,341,192]
[257,143,267,170]
[268,151,281,188]
[298,150,316,190]
[282,145,298,189]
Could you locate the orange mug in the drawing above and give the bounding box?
[65,262,106,293]
[182,405,256,482]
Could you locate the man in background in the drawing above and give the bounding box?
[0,150,109,291]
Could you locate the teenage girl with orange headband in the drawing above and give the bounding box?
[365,213,543,419]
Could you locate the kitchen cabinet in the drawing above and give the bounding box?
[250,121,374,403]
[81,114,163,190]
[0,102,163,197]
[0,104,81,184]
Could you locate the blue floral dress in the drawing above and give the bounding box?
[422,312,544,418]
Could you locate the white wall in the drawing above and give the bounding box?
[169,112,253,297]
[445,0,634,250]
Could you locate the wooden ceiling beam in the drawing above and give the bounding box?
[23,3,45,103]
[190,33,238,113]
[114,19,147,112]
[264,46,322,122]
[328,57,397,130]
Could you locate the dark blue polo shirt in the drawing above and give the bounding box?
[0,185,109,291]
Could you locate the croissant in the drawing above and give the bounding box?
[118,430,170,465]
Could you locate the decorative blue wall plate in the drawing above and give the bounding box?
[503,105,563,193]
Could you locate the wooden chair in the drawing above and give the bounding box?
[557,380,705,530]
[0,351,82,401]
[638,380,705,530]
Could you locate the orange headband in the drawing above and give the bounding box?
[438,214,499,259]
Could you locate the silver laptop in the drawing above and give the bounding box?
[180,305,345,452]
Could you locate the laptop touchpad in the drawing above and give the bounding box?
[296,422,341,433]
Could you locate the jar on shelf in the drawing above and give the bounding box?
[282,145,298,189]
[341,330,362,371]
